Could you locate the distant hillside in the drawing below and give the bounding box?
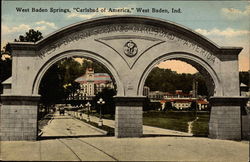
[145,67,208,96]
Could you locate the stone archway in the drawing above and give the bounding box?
[1,16,248,141]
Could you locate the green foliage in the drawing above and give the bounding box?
[76,117,114,136]
[15,29,43,42]
[92,61,107,73]
[58,58,84,84]
[143,111,196,132]
[164,102,173,111]
[0,56,12,94]
[240,71,250,86]
[143,111,209,136]
[143,97,150,111]
[93,88,117,115]
[191,112,210,136]
[39,57,110,106]
[39,65,65,105]
[189,101,198,111]
[145,67,208,95]
[39,58,85,105]
[143,99,162,111]
[193,73,208,96]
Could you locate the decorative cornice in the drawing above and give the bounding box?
[0,95,40,105]
[209,96,249,106]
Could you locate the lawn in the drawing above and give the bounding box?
[143,111,209,136]
[192,112,210,136]
[79,110,210,136]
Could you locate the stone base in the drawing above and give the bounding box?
[209,97,248,140]
[0,95,40,141]
[242,115,250,140]
[114,96,145,138]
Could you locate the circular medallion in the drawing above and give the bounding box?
[124,40,138,57]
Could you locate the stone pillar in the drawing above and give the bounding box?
[0,95,40,141]
[114,96,145,138]
[209,97,248,140]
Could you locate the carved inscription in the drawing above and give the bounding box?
[39,24,216,63]
[176,37,216,63]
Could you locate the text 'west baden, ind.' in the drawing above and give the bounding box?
[136,8,182,13]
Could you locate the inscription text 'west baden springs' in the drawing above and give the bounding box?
[39,24,216,64]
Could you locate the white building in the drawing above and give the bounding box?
[70,68,114,100]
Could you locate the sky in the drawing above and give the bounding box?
[1,1,250,73]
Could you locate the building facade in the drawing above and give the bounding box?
[69,68,114,100]
[145,88,209,110]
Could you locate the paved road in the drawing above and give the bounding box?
[41,113,106,137]
[1,112,249,161]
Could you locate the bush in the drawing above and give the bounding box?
[143,98,161,111]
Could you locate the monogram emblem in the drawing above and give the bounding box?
[124,40,138,57]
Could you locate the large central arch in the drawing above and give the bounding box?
[1,15,247,141]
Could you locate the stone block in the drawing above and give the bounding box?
[209,100,243,140]
[0,98,39,141]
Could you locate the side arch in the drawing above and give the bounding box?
[137,52,222,97]
[32,50,124,96]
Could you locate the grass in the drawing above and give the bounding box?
[92,113,115,120]
[192,112,210,136]
[81,119,115,136]
[75,111,210,137]
[143,111,209,136]
[143,111,196,132]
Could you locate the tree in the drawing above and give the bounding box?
[240,71,250,86]
[143,97,151,111]
[145,67,208,96]
[15,29,43,42]
[193,73,208,96]
[39,57,84,105]
[93,88,117,115]
[143,100,161,111]
[0,54,12,94]
[39,65,65,105]
[164,102,173,111]
[189,101,197,111]
[1,29,43,95]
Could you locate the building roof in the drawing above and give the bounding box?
[2,77,12,84]
[197,100,209,104]
[240,83,248,87]
[161,99,209,104]
[75,73,112,84]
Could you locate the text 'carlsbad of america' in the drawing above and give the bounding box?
[73,8,132,13]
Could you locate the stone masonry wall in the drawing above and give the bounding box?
[115,106,142,138]
[0,104,37,141]
[209,106,241,140]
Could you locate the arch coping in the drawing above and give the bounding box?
[8,15,242,55]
